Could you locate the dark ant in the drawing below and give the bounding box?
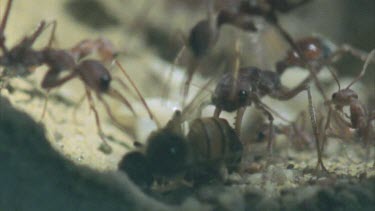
[119,96,243,189]
[182,0,312,101]
[211,65,310,154]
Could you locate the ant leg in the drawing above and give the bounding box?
[39,89,50,121]
[307,87,328,172]
[234,107,246,136]
[254,104,274,155]
[328,44,375,64]
[99,95,131,132]
[107,87,137,116]
[41,68,78,89]
[0,0,13,53]
[84,87,112,154]
[112,77,138,100]
[271,81,309,101]
[182,60,200,107]
[213,107,222,118]
[45,20,58,48]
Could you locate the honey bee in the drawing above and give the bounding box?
[118,110,243,189]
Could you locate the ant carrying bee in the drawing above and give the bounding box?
[118,84,243,189]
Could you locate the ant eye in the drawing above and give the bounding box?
[238,90,248,102]
[100,74,111,90]
[331,93,337,99]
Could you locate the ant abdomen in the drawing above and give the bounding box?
[188,19,218,58]
[276,37,332,74]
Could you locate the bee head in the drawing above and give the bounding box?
[146,129,188,177]
[118,151,153,189]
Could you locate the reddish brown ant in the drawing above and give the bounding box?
[324,50,375,147]
[276,36,375,101]
[40,58,156,154]
[312,50,375,171]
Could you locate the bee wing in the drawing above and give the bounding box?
[180,77,217,121]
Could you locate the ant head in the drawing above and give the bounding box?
[145,128,188,177]
[331,89,358,107]
[76,60,112,92]
[212,67,258,112]
[118,151,153,189]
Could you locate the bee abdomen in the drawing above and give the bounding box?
[187,117,243,169]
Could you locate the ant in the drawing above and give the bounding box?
[182,0,312,101]
[0,0,155,153]
[324,50,375,149]
[276,36,375,101]
[211,65,310,154]
[310,50,375,171]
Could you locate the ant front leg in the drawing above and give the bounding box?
[234,106,246,137]
[84,86,112,154]
[307,87,328,172]
[256,104,275,155]
[328,44,375,65]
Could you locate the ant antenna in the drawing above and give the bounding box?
[114,60,161,128]
[346,49,375,90]
[327,66,341,91]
